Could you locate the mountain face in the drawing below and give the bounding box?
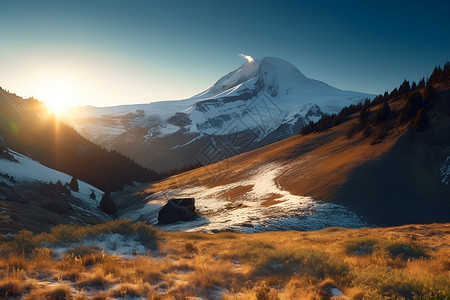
[68,56,373,172]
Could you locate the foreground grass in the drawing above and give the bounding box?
[0,221,449,299]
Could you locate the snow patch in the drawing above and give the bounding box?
[331,287,342,297]
[133,163,367,233]
[0,149,104,211]
[50,233,149,259]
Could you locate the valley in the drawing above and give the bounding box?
[2,1,450,298]
[1,57,449,300]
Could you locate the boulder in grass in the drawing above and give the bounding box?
[157,198,198,224]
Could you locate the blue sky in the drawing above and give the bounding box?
[1,0,449,107]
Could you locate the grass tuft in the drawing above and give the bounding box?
[67,245,102,257]
[383,240,427,260]
[110,283,152,298]
[343,238,379,255]
[26,284,71,300]
[343,237,427,260]
[254,248,349,281]
[0,268,25,299]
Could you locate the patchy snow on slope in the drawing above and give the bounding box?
[129,163,367,233]
[440,156,450,185]
[50,233,150,259]
[0,149,104,210]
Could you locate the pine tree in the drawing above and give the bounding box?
[429,66,444,84]
[418,78,426,89]
[99,192,117,217]
[69,177,79,192]
[412,108,427,131]
[359,105,370,123]
[398,80,410,95]
[423,81,435,103]
[374,102,391,124]
[444,61,450,78]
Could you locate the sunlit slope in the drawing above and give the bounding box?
[122,81,449,227]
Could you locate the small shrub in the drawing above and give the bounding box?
[36,220,158,251]
[353,267,448,299]
[254,248,349,280]
[0,268,25,298]
[76,270,112,289]
[67,245,102,257]
[11,230,38,255]
[135,222,157,250]
[27,284,71,300]
[0,281,23,299]
[98,219,135,236]
[46,225,82,244]
[110,283,151,298]
[344,238,379,255]
[255,282,279,300]
[383,240,427,260]
[80,253,106,267]
[5,254,28,270]
[184,242,198,254]
[224,240,275,262]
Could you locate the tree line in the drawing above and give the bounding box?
[300,62,449,135]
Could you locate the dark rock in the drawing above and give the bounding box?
[158,198,198,224]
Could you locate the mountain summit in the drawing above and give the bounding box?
[68,56,373,171]
[193,56,359,111]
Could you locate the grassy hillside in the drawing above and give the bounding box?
[334,83,450,225]
[124,78,449,227]
[0,221,448,299]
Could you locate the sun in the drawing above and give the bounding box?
[39,78,76,115]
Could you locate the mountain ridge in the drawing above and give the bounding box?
[67,56,373,172]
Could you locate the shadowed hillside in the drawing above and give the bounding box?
[0,88,161,192]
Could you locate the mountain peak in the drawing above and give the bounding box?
[193,56,309,99]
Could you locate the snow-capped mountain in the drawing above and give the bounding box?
[68,56,373,171]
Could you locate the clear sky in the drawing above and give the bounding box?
[1,0,450,108]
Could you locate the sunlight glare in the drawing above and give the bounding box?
[39,78,76,115]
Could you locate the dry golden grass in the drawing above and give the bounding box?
[0,222,448,299]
